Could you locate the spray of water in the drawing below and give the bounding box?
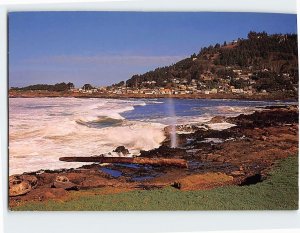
[166,98,177,148]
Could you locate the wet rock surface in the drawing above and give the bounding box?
[113,146,129,155]
[9,105,299,207]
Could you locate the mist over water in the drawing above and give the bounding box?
[166,98,177,148]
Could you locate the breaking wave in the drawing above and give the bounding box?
[9,97,290,175]
[9,98,165,175]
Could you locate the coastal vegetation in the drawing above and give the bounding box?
[12,156,298,211]
[11,82,75,92]
[123,32,298,96]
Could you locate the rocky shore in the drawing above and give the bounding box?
[9,105,298,208]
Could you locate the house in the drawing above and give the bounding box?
[244,90,253,95]
[144,90,155,95]
[232,69,242,75]
[231,89,244,94]
[178,85,187,90]
[187,86,196,90]
[164,89,172,95]
[72,89,80,93]
[210,88,218,94]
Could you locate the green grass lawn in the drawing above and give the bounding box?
[13,156,298,211]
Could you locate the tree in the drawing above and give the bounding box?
[82,84,93,90]
[67,82,75,90]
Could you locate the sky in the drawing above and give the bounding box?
[9,12,297,88]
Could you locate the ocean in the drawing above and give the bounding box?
[9,97,295,175]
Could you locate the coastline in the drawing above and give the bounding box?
[8,90,298,101]
[9,104,299,210]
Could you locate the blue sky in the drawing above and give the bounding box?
[9,12,297,88]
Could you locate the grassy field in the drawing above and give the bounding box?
[13,156,298,211]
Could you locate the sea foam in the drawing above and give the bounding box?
[9,98,165,175]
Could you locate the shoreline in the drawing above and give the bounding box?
[9,104,299,209]
[8,90,298,101]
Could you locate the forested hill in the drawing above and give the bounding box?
[120,31,298,94]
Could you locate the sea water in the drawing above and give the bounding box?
[9,97,295,174]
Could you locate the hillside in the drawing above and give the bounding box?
[120,31,298,97]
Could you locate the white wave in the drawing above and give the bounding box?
[9,98,163,175]
[206,122,236,131]
[201,138,224,143]
[148,115,212,125]
[9,97,282,175]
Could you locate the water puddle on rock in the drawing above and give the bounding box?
[114,163,143,169]
[100,163,161,182]
[100,167,122,178]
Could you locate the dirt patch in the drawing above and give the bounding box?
[173,172,234,190]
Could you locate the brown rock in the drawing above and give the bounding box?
[9,181,32,197]
[209,116,226,123]
[52,175,78,190]
[55,175,69,183]
[80,176,117,189]
[260,135,267,141]
[23,187,68,202]
[21,175,38,188]
[231,170,245,176]
[206,153,222,162]
[174,172,234,191]
[52,181,78,190]
[9,175,38,197]
[113,146,129,155]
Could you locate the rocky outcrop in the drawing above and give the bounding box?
[228,106,298,128]
[113,146,129,155]
[51,176,78,190]
[173,172,234,190]
[9,175,38,197]
[9,105,299,208]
